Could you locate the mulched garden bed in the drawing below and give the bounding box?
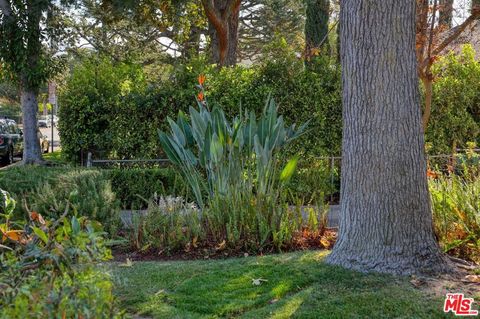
[112,228,338,262]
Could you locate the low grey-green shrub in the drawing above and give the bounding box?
[29,169,120,235]
[0,166,188,235]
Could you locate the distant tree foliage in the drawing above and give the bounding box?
[68,0,207,64]
[427,45,480,153]
[239,0,305,61]
[0,0,70,163]
[304,0,330,69]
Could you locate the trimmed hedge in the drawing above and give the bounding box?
[106,167,187,209]
[58,54,342,163]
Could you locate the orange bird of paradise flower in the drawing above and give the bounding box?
[198,74,206,86]
[197,91,204,102]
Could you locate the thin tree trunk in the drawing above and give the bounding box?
[182,27,201,60]
[421,76,433,131]
[326,0,453,275]
[20,87,42,164]
[305,0,330,69]
[19,0,43,164]
[203,0,240,67]
[335,21,340,63]
[208,22,221,64]
[225,5,240,66]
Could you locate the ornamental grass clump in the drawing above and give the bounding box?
[430,151,480,263]
[159,76,308,251]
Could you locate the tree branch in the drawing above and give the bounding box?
[201,0,222,27]
[225,0,242,19]
[421,10,480,69]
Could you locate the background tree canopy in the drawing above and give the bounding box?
[1,0,479,165]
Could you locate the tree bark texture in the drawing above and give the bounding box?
[21,88,42,164]
[203,0,241,66]
[326,0,453,275]
[305,0,330,69]
[21,0,43,164]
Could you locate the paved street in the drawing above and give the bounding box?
[39,126,61,151]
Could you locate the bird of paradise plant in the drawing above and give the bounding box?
[158,75,309,250]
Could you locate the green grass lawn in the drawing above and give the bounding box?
[111,251,450,318]
[43,150,66,164]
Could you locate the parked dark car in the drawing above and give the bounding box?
[0,119,23,164]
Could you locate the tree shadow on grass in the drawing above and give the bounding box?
[112,251,448,319]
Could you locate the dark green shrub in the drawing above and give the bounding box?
[59,54,342,162]
[0,100,21,122]
[105,167,187,209]
[286,158,340,204]
[426,45,480,154]
[58,56,146,163]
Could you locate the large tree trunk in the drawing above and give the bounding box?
[225,5,239,66]
[203,0,241,67]
[305,0,330,69]
[20,86,42,164]
[326,0,453,275]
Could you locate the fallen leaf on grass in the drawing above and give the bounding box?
[1,230,23,242]
[410,276,427,288]
[155,289,166,296]
[465,275,480,283]
[119,258,133,267]
[252,278,268,286]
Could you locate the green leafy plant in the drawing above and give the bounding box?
[427,45,480,154]
[138,195,203,252]
[159,82,309,250]
[0,189,121,318]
